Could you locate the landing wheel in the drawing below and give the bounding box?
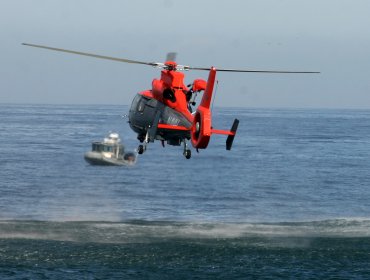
[183,149,191,159]
[138,145,145,154]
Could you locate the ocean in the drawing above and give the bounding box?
[1,104,370,279]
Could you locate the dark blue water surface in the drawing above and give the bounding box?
[1,104,370,279]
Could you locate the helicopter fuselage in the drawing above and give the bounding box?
[128,66,195,147]
[128,91,192,146]
[128,65,238,157]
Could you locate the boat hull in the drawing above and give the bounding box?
[84,152,136,166]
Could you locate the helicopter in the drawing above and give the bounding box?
[22,43,319,159]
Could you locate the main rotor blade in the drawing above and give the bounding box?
[188,66,320,74]
[22,43,157,66]
[22,43,320,73]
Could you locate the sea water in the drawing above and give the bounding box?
[1,104,370,279]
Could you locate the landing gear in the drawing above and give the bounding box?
[138,144,145,154]
[183,149,191,159]
[137,131,149,155]
[183,139,191,159]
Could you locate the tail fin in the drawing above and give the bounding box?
[190,67,216,149]
[191,67,240,150]
[199,67,216,109]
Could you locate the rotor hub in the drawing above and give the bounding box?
[164,61,178,71]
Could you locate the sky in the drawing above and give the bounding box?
[1,0,370,108]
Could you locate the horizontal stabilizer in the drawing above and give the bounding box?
[226,119,239,150]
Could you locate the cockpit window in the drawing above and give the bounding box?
[137,100,145,112]
[131,94,146,113]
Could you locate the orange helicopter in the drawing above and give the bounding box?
[22,43,319,159]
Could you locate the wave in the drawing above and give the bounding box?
[1,218,370,244]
